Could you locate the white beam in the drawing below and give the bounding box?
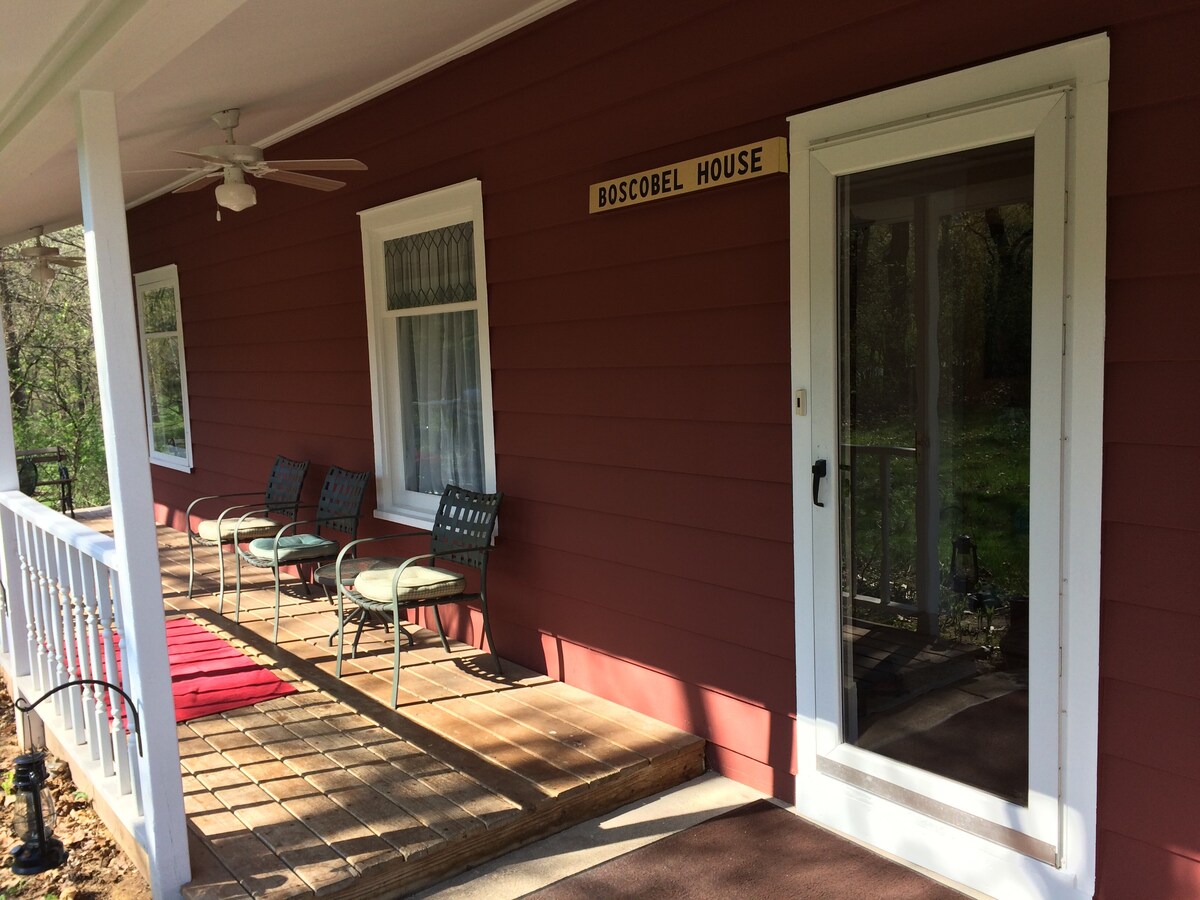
[0,287,29,674]
[75,88,189,900]
[0,314,17,492]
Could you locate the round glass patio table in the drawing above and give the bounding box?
[314,556,415,656]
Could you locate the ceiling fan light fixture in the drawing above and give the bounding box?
[30,262,56,287]
[215,168,256,211]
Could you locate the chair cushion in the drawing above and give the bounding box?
[353,565,465,604]
[198,516,278,543]
[246,533,338,563]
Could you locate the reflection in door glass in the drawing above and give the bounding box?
[837,140,1034,804]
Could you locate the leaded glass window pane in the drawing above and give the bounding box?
[385,222,475,310]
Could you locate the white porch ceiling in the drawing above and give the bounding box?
[0,0,573,247]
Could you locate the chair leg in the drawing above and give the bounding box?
[391,608,415,647]
[430,606,451,653]
[479,594,502,675]
[351,611,369,658]
[216,539,229,611]
[233,551,244,624]
[272,568,283,644]
[298,564,314,598]
[186,533,197,602]
[334,587,346,678]
[391,602,403,708]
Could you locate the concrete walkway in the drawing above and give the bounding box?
[414,773,763,899]
[414,773,987,899]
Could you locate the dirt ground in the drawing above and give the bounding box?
[0,692,151,900]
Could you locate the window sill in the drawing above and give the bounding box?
[150,456,192,474]
[374,506,435,530]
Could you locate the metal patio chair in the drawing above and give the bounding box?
[185,455,309,609]
[332,484,503,707]
[232,465,370,642]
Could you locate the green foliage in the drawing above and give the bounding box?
[144,334,187,458]
[0,226,109,508]
[843,410,1030,602]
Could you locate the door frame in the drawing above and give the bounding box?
[788,35,1109,900]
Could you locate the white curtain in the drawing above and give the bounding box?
[397,311,484,494]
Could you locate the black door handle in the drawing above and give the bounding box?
[812,459,827,507]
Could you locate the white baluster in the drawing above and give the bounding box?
[81,556,105,765]
[97,565,120,780]
[49,536,79,735]
[0,507,10,659]
[61,540,88,744]
[15,516,38,680]
[108,573,133,798]
[28,519,53,693]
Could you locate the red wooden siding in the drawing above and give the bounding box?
[1098,5,1200,896]
[126,0,1200,892]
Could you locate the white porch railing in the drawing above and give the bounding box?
[842,443,919,614]
[0,490,184,893]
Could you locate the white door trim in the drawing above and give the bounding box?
[788,35,1108,900]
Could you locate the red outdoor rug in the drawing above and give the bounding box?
[527,800,968,900]
[165,617,297,722]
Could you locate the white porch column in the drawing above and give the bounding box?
[0,311,30,672]
[76,89,190,899]
[0,346,16,492]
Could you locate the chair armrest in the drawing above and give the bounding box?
[334,532,430,584]
[214,501,281,524]
[230,507,312,543]
[231,503,319,525]
[186,491,264,522]
[333,533,431,599]
[336,531,431,562]
[385,547,492,596]
[240,511,350,565]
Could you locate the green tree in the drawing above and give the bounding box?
[0,227,108,508]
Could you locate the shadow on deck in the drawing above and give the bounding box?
[87,514,705,899]
[847,621,982,718]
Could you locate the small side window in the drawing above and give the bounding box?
[134,264,193,471]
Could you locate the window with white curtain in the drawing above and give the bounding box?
[134,264,193,471]
[360,180,496,526]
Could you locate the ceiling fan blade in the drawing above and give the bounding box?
[126,167,212,174]
[257,170,346,191]
[264,159,367,172]
[173,149,230,166]
[49,257,87,268]
[172,172,224,193]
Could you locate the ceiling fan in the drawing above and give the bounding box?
[157,109,367,214]
[19,227,86,286]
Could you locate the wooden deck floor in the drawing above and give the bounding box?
[849,621,982,717]
[84,514,705,899]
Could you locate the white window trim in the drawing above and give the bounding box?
[133,263,193,473]
[359,179,497,528]
[788,35,1108,900]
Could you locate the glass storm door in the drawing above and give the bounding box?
[807,93,1068,859]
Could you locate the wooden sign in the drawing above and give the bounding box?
[589,137,788,214]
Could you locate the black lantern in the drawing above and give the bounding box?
[9,750,67,874]
[950,534,980,596]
